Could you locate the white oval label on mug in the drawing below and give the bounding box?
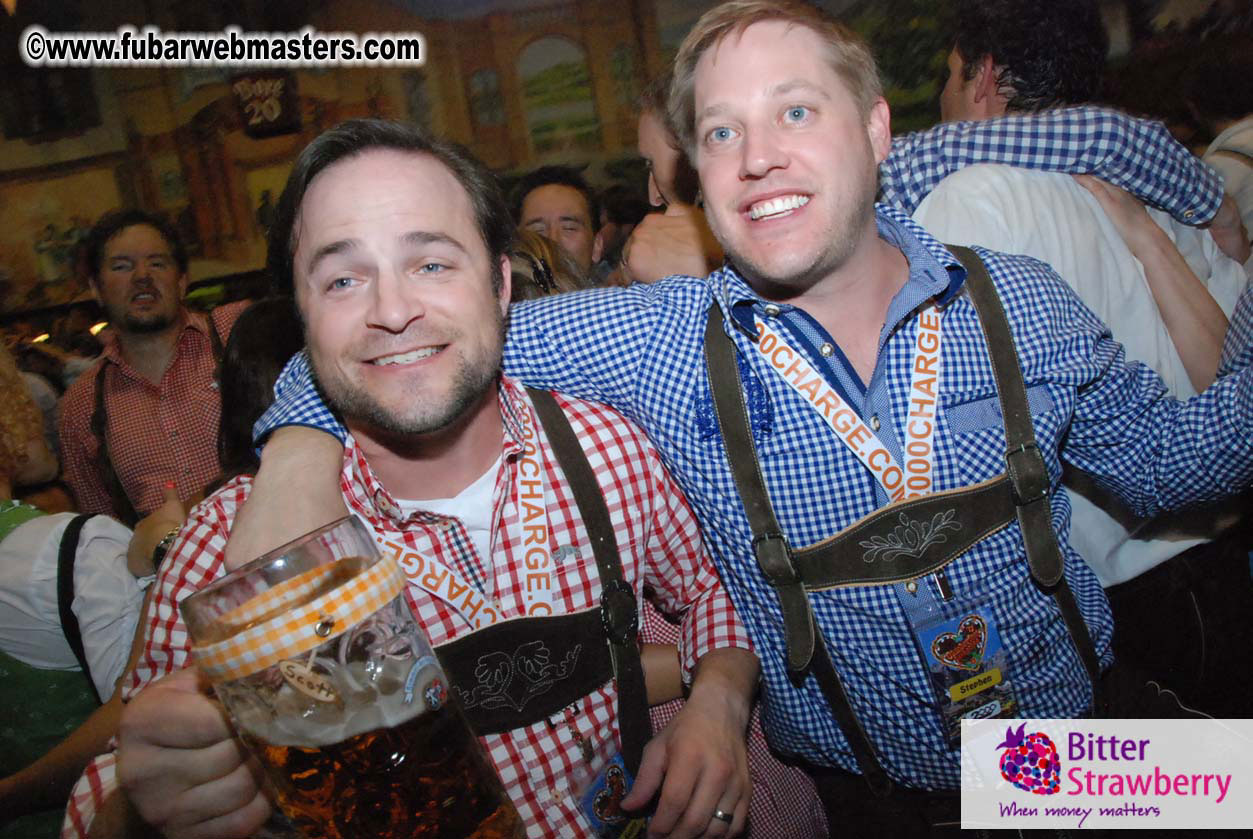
[279,660,338,703]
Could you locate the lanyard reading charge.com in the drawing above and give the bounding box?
[751,306,942,501]
[379,401,557,629]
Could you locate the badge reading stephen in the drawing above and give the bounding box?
[915,608,1019,747]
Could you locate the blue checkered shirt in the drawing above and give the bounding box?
[880,107,1220,220]
[1221,278,1253,376]
[257,116,1248,790]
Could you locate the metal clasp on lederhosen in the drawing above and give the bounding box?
[702,246,1103,796]
[434,389,651,776]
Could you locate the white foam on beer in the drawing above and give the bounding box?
[226,655,446,747]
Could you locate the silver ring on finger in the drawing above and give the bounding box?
[711,808,734,825]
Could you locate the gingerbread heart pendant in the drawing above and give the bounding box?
[930,614,987,671]
[592,763,629,824]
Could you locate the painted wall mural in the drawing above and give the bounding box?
[0,168,120,312]
[519,36,600,158]
[469,68,506,128]
[0,0,1246,322]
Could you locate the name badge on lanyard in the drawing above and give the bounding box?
[752,306,1019,744]
[379,403,559,629]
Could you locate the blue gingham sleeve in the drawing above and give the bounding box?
[1219,277,1253,377]
[502,282,693,410]
[1037,274,1253,514]
[253,349,348,444]
[879,106,1222,224]
[252,283,678,444]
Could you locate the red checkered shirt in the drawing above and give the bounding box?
[64,376,751,839]
[58,301,248,517]
[641,603,827,838]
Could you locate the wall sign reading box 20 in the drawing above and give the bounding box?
[231,71,301,138]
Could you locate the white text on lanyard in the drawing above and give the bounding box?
[378,399,558,628]
[751,307,941,501]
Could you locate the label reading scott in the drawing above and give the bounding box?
[279,660,338,703]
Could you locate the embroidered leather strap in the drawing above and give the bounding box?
[439,609,614,734]
[794,475,1014,588]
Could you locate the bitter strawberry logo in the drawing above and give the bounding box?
[996,723,1061,795]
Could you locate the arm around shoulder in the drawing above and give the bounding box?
[224,426,347,571]
[882,107,1222,224]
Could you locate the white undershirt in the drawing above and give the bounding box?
[395,456,501,564]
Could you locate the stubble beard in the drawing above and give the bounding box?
[315,307,505,442]
[710,167,878,296]
[105,285,179,336]
[121,310,176,334]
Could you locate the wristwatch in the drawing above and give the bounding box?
[152,527,181,570]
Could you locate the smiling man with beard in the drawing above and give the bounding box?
[58,211,247,523]
[74,121,759,839]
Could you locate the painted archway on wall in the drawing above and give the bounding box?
[518,36,600,158]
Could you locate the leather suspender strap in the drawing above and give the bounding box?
[90,365,139,527]
[950,248,1059,587]
[949,246,1104,698]
[206,309,225,386]
[526,388,650,776]
[56,513,102,704]
[206,310,225,359]
[702,308,890,794]
[89,310,227,527]
[702,311,815,674]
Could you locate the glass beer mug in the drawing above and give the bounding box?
[181,516,524,839]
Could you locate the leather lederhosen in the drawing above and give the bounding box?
[432,389,651,775]
[702,247,1103,794]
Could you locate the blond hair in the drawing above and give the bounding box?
[509,229,590,302]
[668,0,882,156]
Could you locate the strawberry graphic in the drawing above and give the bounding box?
[996,723,1060,795]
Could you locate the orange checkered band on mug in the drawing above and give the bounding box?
[192,556,406,682]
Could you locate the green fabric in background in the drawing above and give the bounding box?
[0,650,98,839]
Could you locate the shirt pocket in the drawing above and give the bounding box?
[944,383,1056,435]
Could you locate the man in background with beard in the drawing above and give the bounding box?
[58,210,246,523]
